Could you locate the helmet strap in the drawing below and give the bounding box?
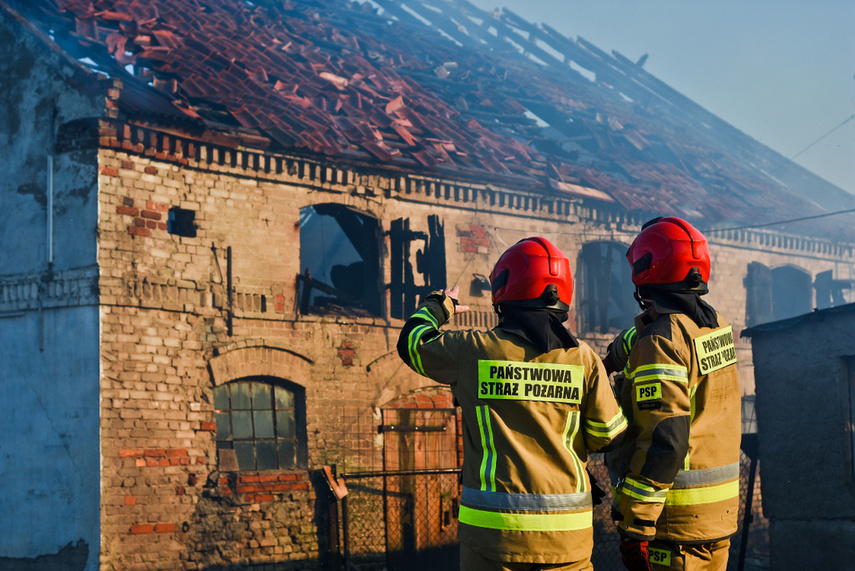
[633,287,649,311]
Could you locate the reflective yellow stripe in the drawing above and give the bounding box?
[562,411,586,493]
[622,327,637,353]
[585,411,628,438]
[666,479,740,506]
[407,323,432,376]
[622,477,668,503]
[458,505,592,531]
[684,384,698,470]
[476,406,497,492]
[412,307,439,328]
[628,363,688,384]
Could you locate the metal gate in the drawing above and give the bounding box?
[339,407,461,571]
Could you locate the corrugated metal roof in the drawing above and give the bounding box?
[7,0,855,238]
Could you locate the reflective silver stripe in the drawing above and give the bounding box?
[629,367,688,383]
[621,477,668,502]
[673,463,740,487]
[461,486,592,512]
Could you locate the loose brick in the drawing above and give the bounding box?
[128,226,150,237]
[117,205,139,216]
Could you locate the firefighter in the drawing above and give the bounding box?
[605,217,741,571]
[397,237,627,571]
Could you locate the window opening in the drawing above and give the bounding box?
[213,378,306,471]
[578,241,637,333]
[746,263,814,324]
[298,204,382,316]
[744,262,773,327]
[771,265,812,321]
[167,206,196,237]
[815,270,855,310]
[388,215,447,319]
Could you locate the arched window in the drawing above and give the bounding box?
[746,263,813,324]
[298,204,382,316]
[771,265,812,321]
[213,378,307,471]
[578,241,637,333]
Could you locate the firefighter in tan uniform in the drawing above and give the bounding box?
[605,218,741,571]
[397,237,627,570]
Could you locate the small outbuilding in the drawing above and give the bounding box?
[743,303,855,569]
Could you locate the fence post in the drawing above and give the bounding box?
[738,434,760,571]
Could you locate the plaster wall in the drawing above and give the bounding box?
[0,11,102,275]
[0,10,103,570]
[0,307,100,570]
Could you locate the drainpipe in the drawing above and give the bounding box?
[41,155,55,352]
[47,155,54,266]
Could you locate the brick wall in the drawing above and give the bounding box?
[94,133,855,569]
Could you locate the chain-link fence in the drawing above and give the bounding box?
[340,470,460,571]
[336,450,768,571]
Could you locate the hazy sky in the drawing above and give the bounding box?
[465,0,855,196]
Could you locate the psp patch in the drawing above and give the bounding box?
[636,382,662,410]
[647,547,671,567]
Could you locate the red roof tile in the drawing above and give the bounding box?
[7,0,854,238]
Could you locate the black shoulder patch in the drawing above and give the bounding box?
[638,314,673,342]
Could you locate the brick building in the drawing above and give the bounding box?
[0,1,853,570]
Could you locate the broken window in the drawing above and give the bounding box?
[815,270,855,310]
[745,262,813,324]
[578,241,637,334]
[388,215,447,320]
[298,204,382,316]
[771,265,813,320]
[167,206,196,237]
[213,378,307,471]
[744,262,773,327]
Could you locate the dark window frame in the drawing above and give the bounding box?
[298,203,383,317]
[213,377,308,472]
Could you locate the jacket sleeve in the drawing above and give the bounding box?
[396,292,459,383]
[617,333,691,540]
[581,347,628,452]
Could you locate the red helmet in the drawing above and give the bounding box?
[627,217,710,292]
[490,237,572,307]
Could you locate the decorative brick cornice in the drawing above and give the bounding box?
[0,266,99,313]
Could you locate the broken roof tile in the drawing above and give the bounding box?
[8,0,851,238]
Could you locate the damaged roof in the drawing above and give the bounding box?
[5,0,855,238]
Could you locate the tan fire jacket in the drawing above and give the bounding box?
[398,293,627,564]
[606,307,741,544]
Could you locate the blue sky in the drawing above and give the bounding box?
[466,0,855,196]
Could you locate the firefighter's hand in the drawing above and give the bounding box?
[443,286,470,314]
[619,538,653,571]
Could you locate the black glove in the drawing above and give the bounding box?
[620,537,653,571]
